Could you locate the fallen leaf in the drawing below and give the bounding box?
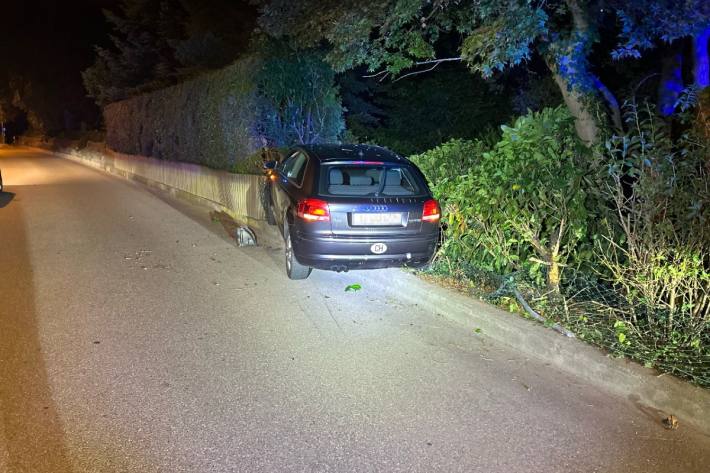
[345,284,362,292]
[663,415,678,430]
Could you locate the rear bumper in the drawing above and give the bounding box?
[292,231,438,271]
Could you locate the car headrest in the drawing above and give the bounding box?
[329,168,344,185]
[385,169,401,186]
[350,175,373,186]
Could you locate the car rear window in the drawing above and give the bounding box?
[319,163,425,197]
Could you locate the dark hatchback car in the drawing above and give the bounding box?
[265,144,440,279]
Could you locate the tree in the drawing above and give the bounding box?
[693,27,710,88]
[83,0,256,106]
[172,0,256,74]
[253,41,345,146]
[83,0,186,105]
[257,0,710,145]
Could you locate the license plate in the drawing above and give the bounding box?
[351,212,403,226]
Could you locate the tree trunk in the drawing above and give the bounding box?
[658,48,683,116]
[593,75,622,132]
[550,67,600,146]
[547,219,564,296]
[545,0,606,145]
[548,258,561,295]
[693,27,710,89]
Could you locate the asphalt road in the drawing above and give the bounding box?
[1,147,709,473]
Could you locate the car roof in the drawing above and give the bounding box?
[295,144,406,164]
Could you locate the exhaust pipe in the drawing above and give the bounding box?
[330,265,349,273]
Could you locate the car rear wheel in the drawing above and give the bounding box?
[284,223,312,280]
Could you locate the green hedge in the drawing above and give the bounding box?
[104,55,260,170]
[411,107,591,289]
[104,49,346,171]
[411,105,710,387]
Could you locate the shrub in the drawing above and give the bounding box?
[413,104,709,385]
[253,43,345,147]
[104,56,260,170]
[598,101,710,338]
[103,47,345,171]
[411,139,495,274]
[413,107,591,292]
[411,139,486,198]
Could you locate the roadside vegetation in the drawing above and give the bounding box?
[412,94,710,387]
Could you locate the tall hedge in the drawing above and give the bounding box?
[104,56,259,170]
[104,49,347,171]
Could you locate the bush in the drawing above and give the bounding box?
[253,42,345,147]
[413,104,709,386]
[104,56,260,170]
[411,139,496,275]
[411,138,486,198]
[598,101,710,338]
[412,107,591,292]
[103,47,345,171]
[230,148,285,175]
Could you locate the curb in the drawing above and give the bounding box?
[35,145,274,246]
[41,144,710,435]
[364,268,710,435]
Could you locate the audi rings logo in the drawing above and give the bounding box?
[366,205,389,212]
[370,243,388,254]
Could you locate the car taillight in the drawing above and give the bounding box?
[422,199,440,223]
[297,198,330,222]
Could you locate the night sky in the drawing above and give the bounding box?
[2,1,114,70]
[0,1,117,126]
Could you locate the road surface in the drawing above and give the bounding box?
[1,147,709,472]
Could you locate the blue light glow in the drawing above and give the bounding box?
[694,27,710,88]
[660,54,684,116]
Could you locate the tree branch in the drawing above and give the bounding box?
[411,57,463,66]
[362,57,463,82]
[592,75,623,131]
[362,70,389,80]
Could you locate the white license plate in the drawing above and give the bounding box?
[351,212,403,226]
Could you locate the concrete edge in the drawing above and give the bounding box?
[37,145,274,247]
[36,144,710,435]
[364,268,710,435]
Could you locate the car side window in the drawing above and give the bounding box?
[281,152,308,187]
[278,152,296,173]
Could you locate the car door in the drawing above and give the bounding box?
[272,150,309,229]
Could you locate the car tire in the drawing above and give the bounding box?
[284,222,312,280]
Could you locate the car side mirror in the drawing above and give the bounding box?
[263,161,277,170]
